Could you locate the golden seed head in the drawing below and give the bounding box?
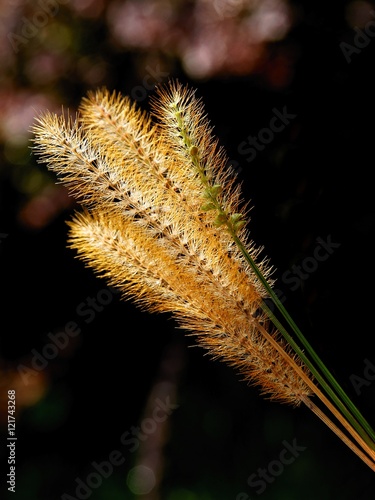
[31,80,313,406]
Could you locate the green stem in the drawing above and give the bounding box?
[261,299,375,450]
[230,231,375,448]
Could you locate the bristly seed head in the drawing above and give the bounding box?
[31,80,313,406]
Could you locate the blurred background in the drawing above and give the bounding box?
[1,0,375,498]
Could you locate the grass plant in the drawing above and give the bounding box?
[32,80,375,472]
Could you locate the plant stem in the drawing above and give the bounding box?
[231,231,375,451]
[253,315,375,470]
[301,395,375,472]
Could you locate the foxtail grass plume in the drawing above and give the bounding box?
[32,81,375,471]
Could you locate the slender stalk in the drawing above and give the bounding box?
[253,316,375,470]
[301,395,375,473]
[259,299,375,450]
[231,231,375,449]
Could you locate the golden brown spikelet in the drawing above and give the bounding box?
[68,209,311,405]
[32,82,313,407]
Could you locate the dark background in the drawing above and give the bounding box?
[1,1,375,499]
